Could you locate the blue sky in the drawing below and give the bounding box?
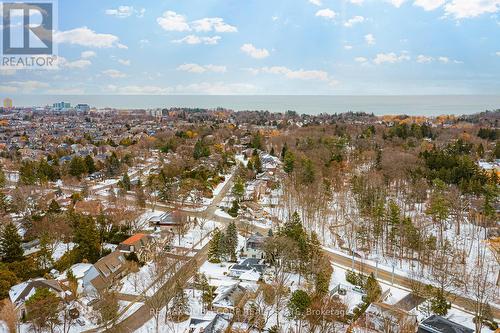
[1,0,500,95]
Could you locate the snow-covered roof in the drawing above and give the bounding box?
[9,278,63,305]
[64,263,94,280]
[239,269,260,282]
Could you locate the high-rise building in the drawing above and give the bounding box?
[53,101,71,111]
[3,98,13,109]
[75,104,90,113]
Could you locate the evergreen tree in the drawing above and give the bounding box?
[193,140,210,159]
[0,192,9,215]
[69,156,87,179]
[364,273,382,303]
[281,143,288,160]
[287,290,311,321]
[72,215,101,263]
[232,178,245,201]
[170,282,189,321]
[250,132,263,150]
[228,200,239,218]
[225,222,238,261]
[37,159,58,182]
[283,151,295,174]
[0,223,23,262]
[208,229,222,263]
[84,155,96,174]
[121,173,131,191]
[19,160,38,185]
[0,165,6,188]
[430,289,451,316]
[253,154,263,174]
[25,288,61,333]
[47,199,61,214]
[105,152,121,176]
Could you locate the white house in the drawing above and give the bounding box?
[9,278,64,319]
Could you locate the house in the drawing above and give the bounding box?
[188,313,231,333]
[229,258,266,278]
[58,263,100,295]
[239,269,261,283]
[212,283,247,311]
[9,278,64,319]
[149,212,176,226]
[242,233,266,259]
[358,302,417,333]
[118,233,153,261]
[90,251,127,293]
[418,315,474,333]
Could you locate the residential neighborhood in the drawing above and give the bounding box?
[0,104,498,333]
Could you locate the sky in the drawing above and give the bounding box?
[1,0,500,96]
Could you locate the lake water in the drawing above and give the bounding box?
[9,95,500,116]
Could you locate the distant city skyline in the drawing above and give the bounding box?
[4,95,500,116]
[0,0,500,95]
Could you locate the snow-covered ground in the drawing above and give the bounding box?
[171,220,220,250]
[215,209,234,219]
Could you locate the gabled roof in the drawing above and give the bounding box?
[93,251,126,278]
[419,315,474,333]
[9,278,63,305]
[121,233,147,246]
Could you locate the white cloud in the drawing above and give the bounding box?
[309,0,322,6]
[316,8,337,19]
[46,87,85,95]
[118,59,131,66]
[105,6,133,18]
[107,84,171,95]
[102,69,127,78]
[61,58,92,69]
[251,66,338,85]
[172,35,221,45]
[496,51,500,56]
[177,63,227,73]
[174,82,259,94]
[373,52,410,64]
[191,18,237,33]
[81,51,96,59]
[413,0,446,11]
[0,86,18,93]
[354,57,368,62]
[157,11,190,31]
[344,16,365,27]
[5,81,49,92]
[349,0,364,4]
[444,0,500,19]
[157,11,237,33]
[438,56,450,63]
[416,54,434,63]
[386,0,406,7]
[365,33,376,45]
[136,8,146,18]
[241,44,270,59]
[54,27,127,49]
[344,45,353,50]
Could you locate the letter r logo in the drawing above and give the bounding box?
[2,2,53,55]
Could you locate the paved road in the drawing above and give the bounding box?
[86,172,237,332]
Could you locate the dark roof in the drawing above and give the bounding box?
[230,258,266,273]
[418,315,474,333]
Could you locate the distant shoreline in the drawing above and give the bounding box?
[5,95,500,116]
